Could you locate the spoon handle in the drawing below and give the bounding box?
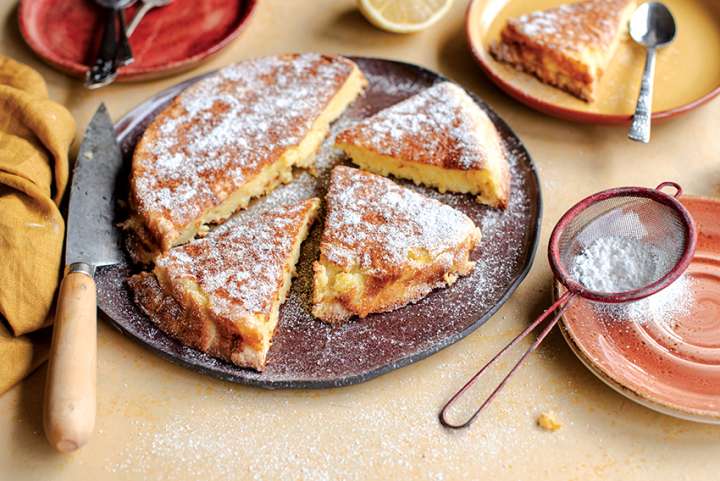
[628,47,657,143]
[127,2,153,37]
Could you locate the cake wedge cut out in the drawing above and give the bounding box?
[335,81,510,208]
[129,199,320,371]
[490,0,636,102]
[312,166,481,324]
[127,53,366,258]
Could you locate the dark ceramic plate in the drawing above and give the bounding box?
[96,57,542,389]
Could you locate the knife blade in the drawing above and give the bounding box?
[45,103,122,453]
[65,103,124,271]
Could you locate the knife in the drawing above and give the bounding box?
[44,104,124,453]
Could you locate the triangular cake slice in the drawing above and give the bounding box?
[129,199,320,371]
[335,82,511,209]
[490,0,636,102]
[312,167,481,324]
[127,53,366,257]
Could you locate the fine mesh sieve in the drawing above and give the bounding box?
[439,182,697,429]
[550,182,695,303]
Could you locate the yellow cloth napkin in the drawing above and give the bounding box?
[0,56,76,395]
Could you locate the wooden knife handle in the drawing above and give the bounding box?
[44,264,97,453]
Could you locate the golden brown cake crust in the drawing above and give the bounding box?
[502,0,634,55]
[312,166,481,323]
[129,272,238,361]
[335,82,510,208]
[131,199,320,371]
[490,0,636,101]
[130,53,363,252]
[317,167,478,276]
[155,199,320,335]
[129,272,255,369]
[336,82,503,172]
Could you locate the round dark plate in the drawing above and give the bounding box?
[19,0,257,81]
[96,57,542,389]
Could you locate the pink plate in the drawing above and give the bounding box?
[18,0,257,81]
[559,196,720,423]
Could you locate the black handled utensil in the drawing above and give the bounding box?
[85,0,135,89]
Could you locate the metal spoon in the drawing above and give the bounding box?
[627,2,677,143]
[127,0,173,37]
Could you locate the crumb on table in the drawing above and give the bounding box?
[536,411,561,431]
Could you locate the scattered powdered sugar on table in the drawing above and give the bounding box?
[571,236,671,293]
[103,344,570,480]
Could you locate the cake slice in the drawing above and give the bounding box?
[312,167,481,324]
[127,53,366,257]
[335,82,510,209]
[129,199,320,371]
[490,0,636,102]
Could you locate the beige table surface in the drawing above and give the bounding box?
[1,1,719,480]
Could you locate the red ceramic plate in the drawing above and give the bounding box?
[559,196,720,423]
[18,0,257,81]
[466,0,720,123]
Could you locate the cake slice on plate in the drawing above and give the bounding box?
[490,0,636,102]
[312,166,481,324]
[126,53,366,258]
[335,81,511,208]
[129,199,320,371]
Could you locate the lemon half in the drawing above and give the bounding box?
[357,0,454,34]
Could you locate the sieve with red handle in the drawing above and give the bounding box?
[439,182,697,429]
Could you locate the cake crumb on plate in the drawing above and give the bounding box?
[536,411,561,431]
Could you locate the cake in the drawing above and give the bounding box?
[335,82,510,208]
[126,53,366,259]
[490,0,636,102]
[312,166,481,323]
[129,199,320,371]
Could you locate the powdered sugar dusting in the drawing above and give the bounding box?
[337,82,500,170]
[155,200,317,319]
[132,53,354,238]
[593,273,694,326]
[104,357,571,480]
[321,166,478,276]
[509,0,632,52]
[101,58,539,386]
[571,236,671,293]
[625,274,693,324]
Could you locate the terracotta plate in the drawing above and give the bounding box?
[18,0,257,81]
[466,0,720,123]
[96,57,542,389]
[559,196,720,423]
